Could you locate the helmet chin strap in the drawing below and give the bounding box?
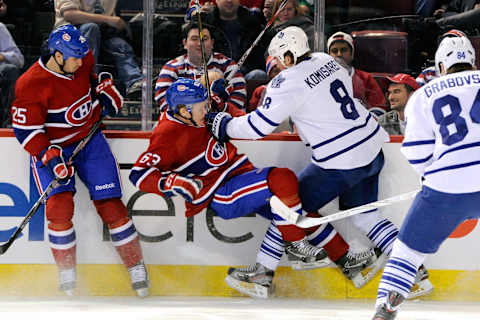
[177,106,201,127]
[53,52,74,76]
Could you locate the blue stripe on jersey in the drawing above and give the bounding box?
[247,115,267,137]
[312,114,372,149]
[438,141,480,160]
[110,224,136,242]
[424,160,480,176]
[255,109,280,127]
[313,124,380,163]
[49,232,76,245]
[408,154,433,164]
[402,139,435,147]
[46,111,67,124]
[13,127,33,145]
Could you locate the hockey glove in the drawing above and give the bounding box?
[158,173,202,203]
[40,145,75,184]
[205,112,232,143]
[210,79,233,101]
[95,72,123,117]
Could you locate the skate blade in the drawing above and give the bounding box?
[352,252,388,288]
[225,275,273,299]
[290,257,333,270]
[135,287,150,298]
[407,279,434,299]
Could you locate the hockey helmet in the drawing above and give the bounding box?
[435,36,475,75]
[268,26,310,66]
[48,25,89,60]
[166,78,208,114]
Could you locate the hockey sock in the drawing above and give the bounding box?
[256,221,285,271]
[48,222,76,269]
[109,217,143,268]
[376,240,426,308]
[304,212,349,262]
[350,210,398,255]
[268,168,306,242]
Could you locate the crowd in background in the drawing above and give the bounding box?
[0,0,478,131]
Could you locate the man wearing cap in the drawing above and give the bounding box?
[327,31,387,115]
[378,74,420,135]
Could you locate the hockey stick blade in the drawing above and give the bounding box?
[271,190,420,228]
[0,120,103,255]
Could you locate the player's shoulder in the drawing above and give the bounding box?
[16,60,49,88]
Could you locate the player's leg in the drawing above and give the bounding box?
[210,167,328,298]
[298,162,377,286]
[75,131,148,297]
[32,156,78,295]
[372,187,478,320]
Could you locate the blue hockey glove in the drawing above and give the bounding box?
[210,79,232,101]
[158,173,202,203]
[95,72,123,117]
[39,145,75,185]
[205,112,232,143]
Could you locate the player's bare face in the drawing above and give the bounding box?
[278,1,296,23]
[387,84,409,110]
[191,100,208,126]
[329,42,353,66]
[184,29,213,66]
[63,57,83,73]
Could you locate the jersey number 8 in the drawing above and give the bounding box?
[330,79,359,120]
[433,90,480,146]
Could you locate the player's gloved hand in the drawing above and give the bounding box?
[95,72,123,117]
[158,173,202,203]
[205,112,232,143]
[210,79,233,101]
[39,145,75,184]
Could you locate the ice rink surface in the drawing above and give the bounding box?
[1,297,479,320]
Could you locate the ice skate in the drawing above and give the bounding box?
[59,268,76,296]
[128,260,149,298]
[286,237,332,270]
[407,264,434,299]
[225,263,274,299]
[336,248,379,288]
[372,290,404,320]
[348,247,389,288]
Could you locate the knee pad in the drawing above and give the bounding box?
[46,192,74,225]
[267,167,299,206]
[93,198,128,226]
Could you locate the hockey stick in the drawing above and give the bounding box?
[0,119,103,255]
[225,0,289,83]
[270,189,420,228]
[193,0,213,111]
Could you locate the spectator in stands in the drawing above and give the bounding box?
[378,74,420,135]
[263,0,274,19]
[327,31,387,115]
[0,0,6,18]
[265,0,315,49]
[416,0,439,17]
[248,55,282,112]
[0,5,24,127]
[54,0,143,99]
[241,0,264,14]
[155,22,247,117]
[201,0,268,81]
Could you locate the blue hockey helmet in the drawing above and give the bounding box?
[166,78,208,114]
[48,25,89,59]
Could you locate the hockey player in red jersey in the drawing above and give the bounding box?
[11,25,149,297]
[130,77,347,298]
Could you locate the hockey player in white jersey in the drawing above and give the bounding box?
[372,36,480,320]
[205,26,433,297]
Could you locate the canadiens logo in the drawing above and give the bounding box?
[271,74,285,88]
[64,92,93,126]
[205,137,228,166]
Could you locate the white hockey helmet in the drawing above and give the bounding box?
[268,26,310,67]
[435,36,475,75]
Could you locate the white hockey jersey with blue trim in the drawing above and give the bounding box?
[227,52,388,169]
[402,70,480,193]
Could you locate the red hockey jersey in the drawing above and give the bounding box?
[11,51,101,156]
[130,112,254,217]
